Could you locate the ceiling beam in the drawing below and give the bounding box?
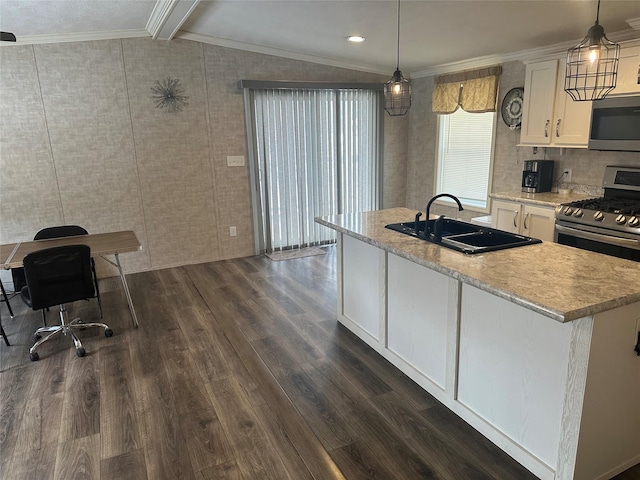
[147,0,201,41]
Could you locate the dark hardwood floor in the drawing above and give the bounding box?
[1,246,638,479]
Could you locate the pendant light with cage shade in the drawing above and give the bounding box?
[564,0,620,101]
[384,0,411,116]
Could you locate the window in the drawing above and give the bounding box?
[436,109,495,210]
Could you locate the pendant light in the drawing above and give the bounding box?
[564,0,620,101]
[384,0,411,116]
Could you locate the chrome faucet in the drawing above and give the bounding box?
[424,193,464,241]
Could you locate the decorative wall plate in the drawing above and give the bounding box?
[501,87,524,130]
[151,77,189,113]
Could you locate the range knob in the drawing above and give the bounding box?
[616,214,627,225]
[593,211,605,222]
[628,216,640,227]
[563,206,574,216]
[573,208,584,218]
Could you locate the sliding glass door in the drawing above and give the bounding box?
[245,86,382,253]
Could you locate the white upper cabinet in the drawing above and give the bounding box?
[520,59,591,148]
[520,60,558,146]
[610,45,640,96]
[551,59,593,147]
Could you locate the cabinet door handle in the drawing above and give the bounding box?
[544,119,550,138]
[513,211,519,228]
[523,212,530,230]
[556,119,561,137]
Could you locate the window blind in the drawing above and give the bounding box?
[437,109,495,209]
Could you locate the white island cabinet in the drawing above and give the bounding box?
[318,208,640,480]
[341,235,385,343]
[387,253,454,391]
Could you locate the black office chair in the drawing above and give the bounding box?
[21,244,113,361]
[32,226,103,323]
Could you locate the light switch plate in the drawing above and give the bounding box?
[227,156,245,167]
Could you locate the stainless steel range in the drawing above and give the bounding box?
[555,165,640,262]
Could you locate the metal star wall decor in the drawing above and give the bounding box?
[151,77,189,113]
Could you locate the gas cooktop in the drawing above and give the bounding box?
[556,166,640,234]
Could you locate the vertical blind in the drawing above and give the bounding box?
[248,87,382,252]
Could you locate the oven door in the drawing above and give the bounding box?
[555,222,640,261]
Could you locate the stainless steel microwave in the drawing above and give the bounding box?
[588,95,640,152]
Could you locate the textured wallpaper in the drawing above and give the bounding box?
[0,37,401,278]
[2,38,636,281]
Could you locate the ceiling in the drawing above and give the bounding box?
[1,0,639,76]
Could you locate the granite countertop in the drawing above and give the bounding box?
[316,207,640,323]
[490,191,595,207]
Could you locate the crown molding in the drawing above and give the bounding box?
[0,29,149,46]
[176,32,389,76]
[411,29,640,78]
[1,23,637,80]
[146,0,201,40]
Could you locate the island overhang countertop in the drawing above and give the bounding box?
[316,207,640,323]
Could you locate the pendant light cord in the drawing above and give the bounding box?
[595,0,600,24]
[396,0,400,70]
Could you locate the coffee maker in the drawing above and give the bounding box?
[522,160,554,193]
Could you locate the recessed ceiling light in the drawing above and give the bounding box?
[347,36,365,43]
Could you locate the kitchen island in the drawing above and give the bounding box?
[316,207,640,480]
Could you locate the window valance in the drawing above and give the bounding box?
[432,66,502,114]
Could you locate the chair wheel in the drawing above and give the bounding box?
[105,328,113,338]
[76,347,86,357]
[30,352,39,361]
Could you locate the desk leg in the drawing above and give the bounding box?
[0,316,9,346]
[1,281,14,318]
[114,253,139,328]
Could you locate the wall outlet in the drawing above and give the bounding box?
[227,156,245,167]
[563,168,572,183]
[229,226,237,237]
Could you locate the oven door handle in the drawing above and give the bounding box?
[556,224,640,248]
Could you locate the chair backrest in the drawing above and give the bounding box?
[34,225,89,240]
[22,245,95,310]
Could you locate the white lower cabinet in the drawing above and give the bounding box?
[491,199,556,241]
[387,253,450,389]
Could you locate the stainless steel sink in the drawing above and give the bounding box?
[385,217,542,254]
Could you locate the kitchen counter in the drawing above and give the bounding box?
[317,207,640,480]
[490,190,595,207]
[316,207,640,322]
